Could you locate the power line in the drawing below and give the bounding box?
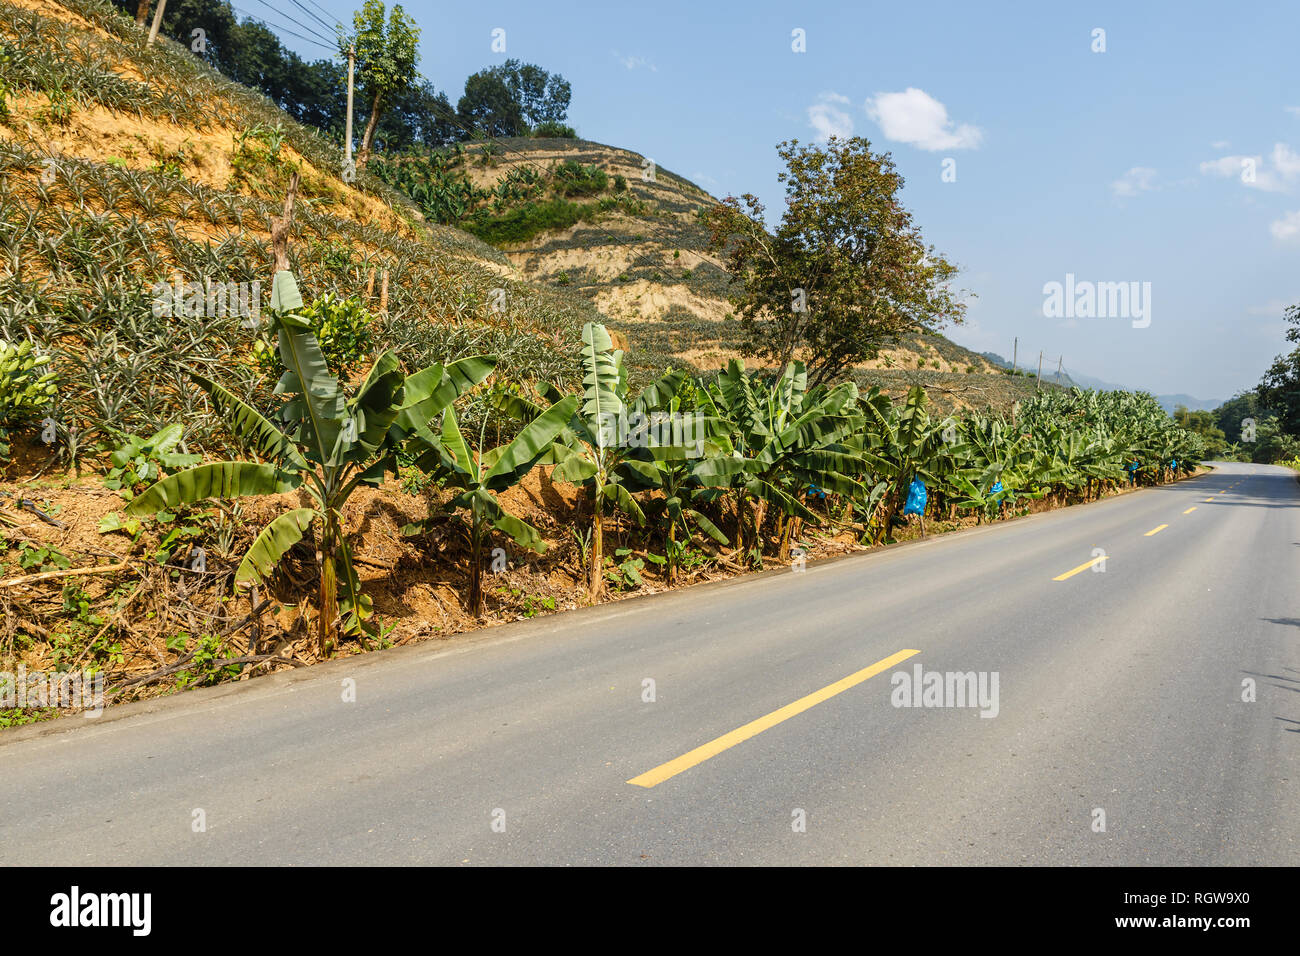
[287,0,341,33]
[229,5,337,54]
[219,9,727,290]
[248,0,337,48]
[298,0,345,30]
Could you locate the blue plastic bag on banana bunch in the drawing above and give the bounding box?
[903,478,928,516]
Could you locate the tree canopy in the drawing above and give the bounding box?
[1257,303,1300,437]
[703,137,966,386]
[456,59,571,137]
[111,0,568,154]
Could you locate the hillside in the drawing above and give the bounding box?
[0,0,613,451]
[381,136,1052,414]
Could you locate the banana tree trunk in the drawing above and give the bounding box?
[666,520,677,587]
[588,490,604,602]
[734,489,747,559]
[469,511,485,618]
[318,530,337,657]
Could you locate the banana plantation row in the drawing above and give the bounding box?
[125,269,1206,650]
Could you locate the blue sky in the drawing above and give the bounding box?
[282,0,1300,402]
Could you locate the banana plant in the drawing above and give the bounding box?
[856,385,954,543]
[127,269,495,652]
[701,360,865,563]
[494,323,690,601]
[402,395,579,617]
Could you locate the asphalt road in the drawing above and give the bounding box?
[3,462,1297,865]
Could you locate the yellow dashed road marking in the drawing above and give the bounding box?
[627,648,921,788]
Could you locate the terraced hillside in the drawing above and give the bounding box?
[407,136,1045,414]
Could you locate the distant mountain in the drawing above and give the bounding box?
[1065,371,1223,414]
[981,354,1223,414]
[1150,394,1226,414]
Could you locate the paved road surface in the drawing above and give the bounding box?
[3,462,1296,865]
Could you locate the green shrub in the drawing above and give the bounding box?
[551,159,608,198]
[533,121,576,138]
[465,199,598,246]
[254,294,376,377]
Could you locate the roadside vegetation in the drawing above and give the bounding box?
[1187,302,1300,465]
[0,263,1205,720]
[0,0,1209,727]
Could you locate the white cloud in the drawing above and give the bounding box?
[1198,144,1300,193]
[807,92,854,142]
[1270,210,1300,240]
[1210,140,1230,150]
[1111,166,1157,197]
[1286,106,1300,118]
[612,51,656,71]
[1271,143,1300,177]
[864,88,983,150]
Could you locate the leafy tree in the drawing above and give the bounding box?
[1257,302,1300,437]
[1172,406,1227,457]
[456,60,570,137]
[456,70,525,138]
[489,59,571,126]
[371,80,457,151]
[703,137,965,386]
[340,0,420,168]
[1214,391,1268,443]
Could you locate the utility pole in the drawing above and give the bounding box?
[344,45,356,171]
[1012,337,1018,374]
[1036,350,1043,389]
[147,0,167,45]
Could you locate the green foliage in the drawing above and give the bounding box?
[101,423,201,498]
[171,632,242,688]
[551,160,608,198]
[533,121,576,139]
[129,269,495,651]
[465,198,598,245]
[254,293,376,378]
[15,541,71,572]
[230,123,293,190]
[403,391,578,616]
[341,0,421,162]
[495,586,556,617]
[0,340,58,458]
[1173,405,1227,458]
[603,548,650,590]
[458,59,570,136]
[703,137,965,386]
